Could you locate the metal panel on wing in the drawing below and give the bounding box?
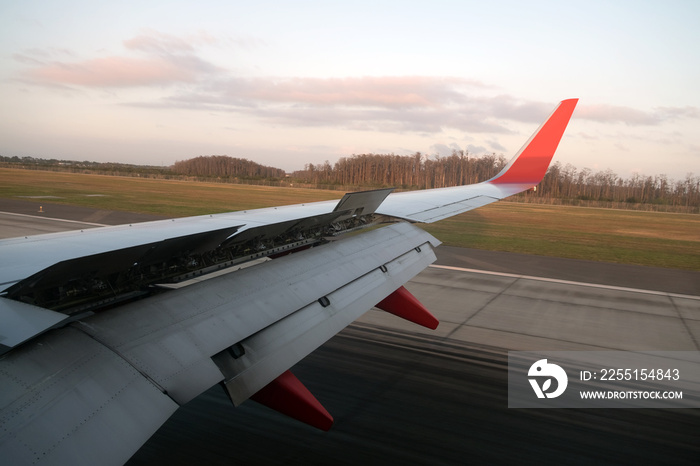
[74,222,440,405]
[215,231,437,405]
[403,195,497,223]
[0,327,178,466]
[332,188,394,218]
[0,297,68,354]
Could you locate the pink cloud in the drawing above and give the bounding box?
[218,76,486,109]
[20,31,222,89]
[160,78,519,134]
[149,78,555,133]
[27,56,197,87]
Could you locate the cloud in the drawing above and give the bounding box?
[168,76,488,110]
[576,104,700,125]
[19,30,221,88]
[124,29,261,54]
[576,104,658,124]
[13,53,46,66]
[483,95,553,123]
[153,77,552,134]
[239,76,481,108]
[25,30,698,137]
[13,47,74,66]
[124,31,201,54]
[655,106,700,120]
[486,139,507,152]
[13,32,579,135]
[430,142,469,156]
[466,144,489,154]
[167,81,698,133]
[578,132,598,140]
[26,56,199,87]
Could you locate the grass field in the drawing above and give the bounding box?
[421,203,700,270]
[0,168,343,216]
[2,168,699,271]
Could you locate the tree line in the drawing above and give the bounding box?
[534,162,699,209]
[294,151,699,211]
[2,153,698,212]
[0,155,169,177]
[292,151,508,189]
[171,155,285,179]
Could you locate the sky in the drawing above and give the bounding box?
[1,0,698,180]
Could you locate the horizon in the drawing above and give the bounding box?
[3,152,696,184]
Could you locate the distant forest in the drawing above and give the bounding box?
[294,152,700,212]
[1,153,698,213]
[171,155,285,179]
[292,152,506,188]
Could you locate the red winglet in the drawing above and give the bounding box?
[251,370,334,431]
[376,286,439,330]
[489,98,578,186]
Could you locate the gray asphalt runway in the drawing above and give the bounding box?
[128,326,700,465]
[434,245,699,296]
[2,200,699,465]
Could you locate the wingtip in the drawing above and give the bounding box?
[489,98,578,186]
[559,98,579,113]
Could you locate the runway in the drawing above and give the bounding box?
[130,326,700,465]
[2,200,699,464]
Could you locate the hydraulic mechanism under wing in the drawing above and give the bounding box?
[0,99,578,465]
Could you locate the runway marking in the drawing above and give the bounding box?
[0,211,107,227]
[429,264,700,301]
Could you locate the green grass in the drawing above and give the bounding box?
[0,168,342,217]
[2,168,699,270]
[421,203,700,270]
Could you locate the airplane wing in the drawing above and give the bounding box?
[0,99,577,465]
